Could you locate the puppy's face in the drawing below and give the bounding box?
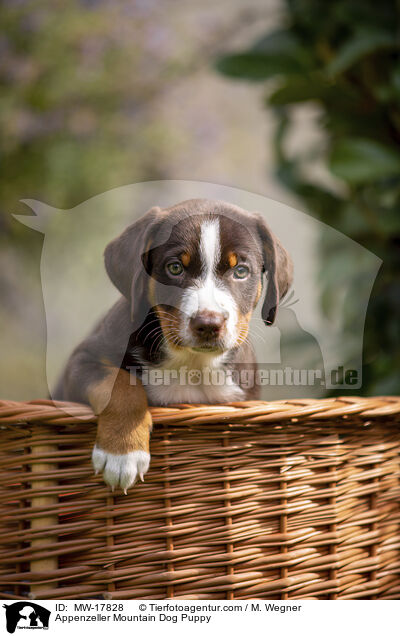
[145,214,263,353]
[104,199,293,356]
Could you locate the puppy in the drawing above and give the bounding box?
[54,199,293,492]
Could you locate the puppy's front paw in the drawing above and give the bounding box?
[92,445,150,493]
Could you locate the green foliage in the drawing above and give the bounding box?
[329,138,400,183]
[215,30,311,80]
[326,28,396,76]
[216,0,400,395]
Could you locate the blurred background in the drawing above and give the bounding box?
[1,0,399,399]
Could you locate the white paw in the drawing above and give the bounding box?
[92,445,150,493]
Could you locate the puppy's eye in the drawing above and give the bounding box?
[166,261,183,276]
[233,265,250,279]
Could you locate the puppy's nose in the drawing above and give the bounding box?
[190,310,227,338]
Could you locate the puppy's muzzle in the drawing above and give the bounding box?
[189,310,228,345]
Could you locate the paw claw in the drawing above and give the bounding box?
[92,445,150,491]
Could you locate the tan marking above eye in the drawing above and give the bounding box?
[227,251,238,268]
[181,252,190,267]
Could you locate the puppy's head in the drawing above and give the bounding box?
[104,199,293,355]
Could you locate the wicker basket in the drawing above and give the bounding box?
[1,397,400,601]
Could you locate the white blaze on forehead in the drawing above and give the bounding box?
[200,218,220,277]
[179,217,238,349]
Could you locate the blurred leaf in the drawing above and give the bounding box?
[252,30,301,54]
[333,202,369,235]
[329,138,400,183]
[391,64,400,96]
[327,29,397,76]
[216,31,312,82]
[269,75,332,104]
[276,162,344,222]
[253,30,314,67]
[215,51,304,81]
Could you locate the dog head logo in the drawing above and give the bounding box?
[3,602,50,634]
[13,181,381,396]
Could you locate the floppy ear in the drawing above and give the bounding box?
[104,206,162,322]
[256,216,293,325]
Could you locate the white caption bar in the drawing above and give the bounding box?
[2,599,397,636]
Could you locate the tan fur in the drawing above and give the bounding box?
[254,280,262,305]
[88,367,152,455]
[181,252,190,267]
[154,305,184,350]
[236,310,252,345]
[227,251,238,268]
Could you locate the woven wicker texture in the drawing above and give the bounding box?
[0,396,399,600]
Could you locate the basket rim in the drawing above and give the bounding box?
[0,396,399,426]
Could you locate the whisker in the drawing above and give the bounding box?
[136,311,179,340]
[249,334,267,346]
[143,326,164,345]
[167,328,184,338]
[169,335,184,347]
[250,327,268,342]
[282,298,299,309]
[154,309,180,320]
[149,332,166,357]
[135,318,164,339]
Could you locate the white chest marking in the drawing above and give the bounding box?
[143,349,244,406]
